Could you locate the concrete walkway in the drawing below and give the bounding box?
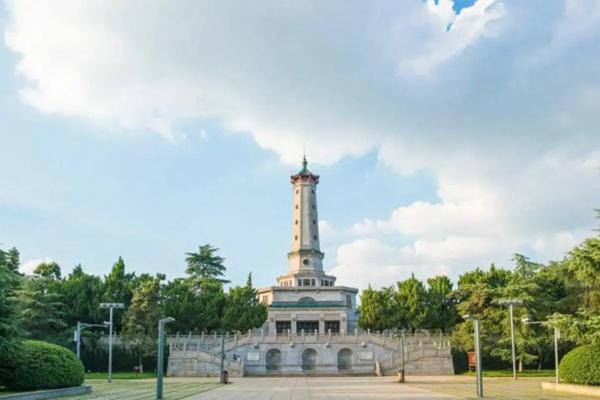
[185,376,455,399]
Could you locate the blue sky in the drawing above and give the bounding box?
[1,0,599,289]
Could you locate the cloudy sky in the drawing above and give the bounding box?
[1,0,599,290]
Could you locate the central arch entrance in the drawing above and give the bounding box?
[337,348,353,371]
[301,348,318,371]
[266,349,281,371]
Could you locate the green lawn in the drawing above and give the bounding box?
[59,379,221,400]
[411,376,597,399]
[460,369,556,377]
[85,371,156,379]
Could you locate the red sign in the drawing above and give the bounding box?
[467,351,476,368]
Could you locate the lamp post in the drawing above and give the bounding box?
[400,329,406,383]
[157,317,175,400]
[522,318,560,384]
[463,315,483,398]
[498,299,523,380]
[219,331,227,384]
[99,302,125,383]
[75,321,109,359]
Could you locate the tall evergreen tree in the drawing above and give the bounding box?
[426,275,458,331]
[223,273,267,332]
[393,274,429,331]
[17,275,66,340]
[0,247,24,377]
[358,285,393,331]
[185,244,229,284]
[122,276,163,373]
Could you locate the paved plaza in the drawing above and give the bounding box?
[50,376,600,400]
[187,376,453,400]
[187,376,599,400]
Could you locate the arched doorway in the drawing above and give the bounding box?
[337,348,353,371]
[301,348,318,371]
[266,349,282,371]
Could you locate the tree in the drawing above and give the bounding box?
[162,278,225,333]
[4,247,21,273]
[393,274,429,331]
[0,247,24,377]
[58,265,104,328]
[565,234,600,312]
[358,286,393,331]
[223,274,267,332]
[17,276,66,340]
[185,244,229,284]
[122,276,163,373]
[34,261,61,280]
[103,257,136,331]
[426,275,458,331]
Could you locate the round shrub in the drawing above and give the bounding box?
[5,340,84,390]
[559,344,600,386]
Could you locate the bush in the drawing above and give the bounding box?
[4,340,84,390]
[559,344,600,386]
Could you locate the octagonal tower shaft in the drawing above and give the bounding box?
[288,157,324,274]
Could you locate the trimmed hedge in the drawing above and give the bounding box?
[4,340,85,390]
[559,344,600,386]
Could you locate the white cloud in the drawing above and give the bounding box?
[397,0,505,75]
[4,1,600,288]
[318,220,336,241]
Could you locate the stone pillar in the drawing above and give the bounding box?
[268,318,276,335]
[319,313,325,334]
[291,315,297,335]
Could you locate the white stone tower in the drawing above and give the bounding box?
[288,156,323,274]
[275,156,336,287]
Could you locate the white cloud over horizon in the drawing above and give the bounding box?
[4,0,600,289]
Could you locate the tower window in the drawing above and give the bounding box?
[302,259,309,265]
[296,189,299,194]
[295,219,298,225]
[311,189,314,194]
[313,235,317,240]
[295,204,299,209]
[313,219,316,225]
[312,205,315,210]
[295,235,298,240]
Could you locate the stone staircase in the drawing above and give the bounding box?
[167,330,453,377]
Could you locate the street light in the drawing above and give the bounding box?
[522,317,560,384]
[157,317,175,400]
[99,302,125,383]
[498,299,523,380]
[74,321,109,359]
[463,314,483,398]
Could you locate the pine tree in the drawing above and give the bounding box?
[122,277,163,373]
[185,244,229,284]
[0,247,24,374]
[223,273,267,332]
[17,276,66,339]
